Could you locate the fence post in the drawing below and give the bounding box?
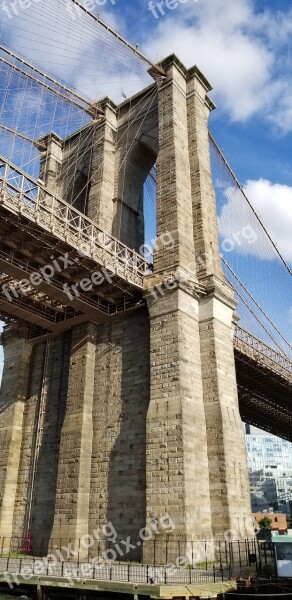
[273,543,278,581]
[238,540,242,568]
[213,565,216,583]
[128,563,130,582]
[164,566,167,584]
[219,541,223,573]
[244,539,248,565]
[229,541,233,567]
[254,538,258,572]
[189,564,192,584]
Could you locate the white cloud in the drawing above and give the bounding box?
[145,0,292,131]
[2,0,292,130]
[0,0,150,103]
[244,179,292,262]
[218,179,292,263]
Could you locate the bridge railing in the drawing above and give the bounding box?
[234,326,292,382]
[0,156,151,288]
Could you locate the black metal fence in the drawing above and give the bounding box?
[0,538,276,585]
[0,557,229,584]
[0,537,274,567]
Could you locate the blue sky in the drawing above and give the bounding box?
[0,0,291,367]
[1,0,291,252]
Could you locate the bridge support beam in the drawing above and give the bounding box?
[146,288,213,549]
[199,284,252,538]
[39,132,63,195]
[0,52,254,554]
[145,56,213,553]
[186,66,223,280]
[186,60,251,538]
[145,54,251,550]
[0,328,32,548]
[87,99,117,231]
[50,323,96,550]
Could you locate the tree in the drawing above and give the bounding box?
[258,516,273,530]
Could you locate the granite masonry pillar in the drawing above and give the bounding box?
[186,66,251,538]
[39,132,63,195]
[145,56,213,554]
[87,99,117,232]
[50,323,96,548]
[0,328,32,549]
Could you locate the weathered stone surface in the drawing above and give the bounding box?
[0,330,32,543]
[0,54,251,553]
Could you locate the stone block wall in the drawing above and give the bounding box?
[0,54,252,555]
[0,330,32,545]
[89,310,150,546]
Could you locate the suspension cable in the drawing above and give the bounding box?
[0,54,101,118]
[0,124,46,150]
[0,44,101,113]
[210,132,292,276]
[68,0,165,78]
[223,257,292,355]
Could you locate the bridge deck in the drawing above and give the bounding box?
[0,158,291,440]
[234,329,292,440]
[0,156,149,332]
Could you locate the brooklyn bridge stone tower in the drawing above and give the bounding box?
[0,55,251,552]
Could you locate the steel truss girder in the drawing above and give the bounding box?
[0,156,151,289]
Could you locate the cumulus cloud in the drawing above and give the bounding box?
[145,0,292,131]
[0,0,150,103]
[218,178,292,263]
[2,0,292,130]
[244,179,292,262]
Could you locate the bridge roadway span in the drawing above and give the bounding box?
[0,156,292,441]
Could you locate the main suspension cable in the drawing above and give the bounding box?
[210,132,292,276]
[67,0,165,78]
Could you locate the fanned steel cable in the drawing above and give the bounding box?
[223,257,292,355]
[210,132,292,276]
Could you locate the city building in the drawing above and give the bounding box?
[246,425,292,514]
[254,512,287,532]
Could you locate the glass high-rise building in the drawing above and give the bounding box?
[245,425,292,514]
